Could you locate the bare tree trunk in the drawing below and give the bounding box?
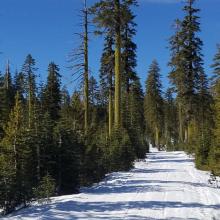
[84,0,89,134]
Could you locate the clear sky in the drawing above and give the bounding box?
[0,0,220,92]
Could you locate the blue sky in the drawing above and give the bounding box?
[0,0,220,92]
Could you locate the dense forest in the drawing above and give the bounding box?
[0,0,219,215]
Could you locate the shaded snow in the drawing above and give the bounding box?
[4,148,220,220]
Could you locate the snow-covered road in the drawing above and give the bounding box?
[5,148,220,220]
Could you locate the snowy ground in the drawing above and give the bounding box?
[4,148,220,220]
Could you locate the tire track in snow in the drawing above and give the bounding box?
[187,165,212,219]
[162,161,170,219]
[122,159,149,219]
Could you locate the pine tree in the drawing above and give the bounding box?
[108,128,135,171]
[121,1,138,132]
[14,71,25,100]
[100,33,115,103]
[22,54,37,128]
[0,92,32,212]
[211,81,220,175]
[53,114,81,194]
[71,90,84,132]
[211,44,220,85]
[42,62,62,121]
[89,76,100,105]
[83,0,89,134]
[169,0,204,145]
[144,60,164,148]
[128,78,147,157]
[0,153,16,214]
[99,33,115,136]
[114,0,122,128]
[194,69,213,167]
[164,88,178,150]
[91,0,137,129]
[210,45,220,175]
[168,19,185,143]
[0,62,15,138]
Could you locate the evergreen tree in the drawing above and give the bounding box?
[164,88,178,150]
[83,0,89,134]
[210,45,220,175]
[91,0,137,129]
[108,128,135,171]
[121,1,138,133]
[211,81,220,175]
[71,90,84,132]
[53,114,81,194]
[14,71,25,100]
[169,0,204,144]
[211,44,220,85]
[144,60,164,148]
[42,62,62,121]
[128,78,147,157]
[168,19,185,143]
[114,0,122,128]
[99,33,115,136]
[0,93,32,211]
[89,76,100,105]
[0,153,16,214]
[194,70,213,167]
[0,62,15,138]
[22,54,37,128]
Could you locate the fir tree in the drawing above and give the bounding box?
[53,114,81,194]
[144,60,164,148]
[0,62,15,138]
[164,88,178,150]
[211,44,220,85]
[71,90,84,132]
[14,71,25,100]
[22,54,37,128]
[99,33,115,136]
[210,45,220,175]
[169,0,204,144]
[0,93,32,211]
[91,0,137,129]
[128,78,147,157]
[42,62,62,121]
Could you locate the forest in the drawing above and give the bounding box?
[0,0,220,215]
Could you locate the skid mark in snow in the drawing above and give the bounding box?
[4,149,220,220]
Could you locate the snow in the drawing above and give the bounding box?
[4,147,220,220]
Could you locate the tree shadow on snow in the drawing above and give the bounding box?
[12,200,220,220]
[149,159,194,164]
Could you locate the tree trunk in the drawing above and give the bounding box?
[28,82,32,129]
[184,127,188,144]
[109,73,113,137]
[155,126,159,148]
[178,102,184,143]
[114,0,121,129]
[84,0,89,134]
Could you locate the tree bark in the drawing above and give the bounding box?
[114,0,121,129]
[84,0,89,134]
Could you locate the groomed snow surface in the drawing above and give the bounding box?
[4,147,220,220]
